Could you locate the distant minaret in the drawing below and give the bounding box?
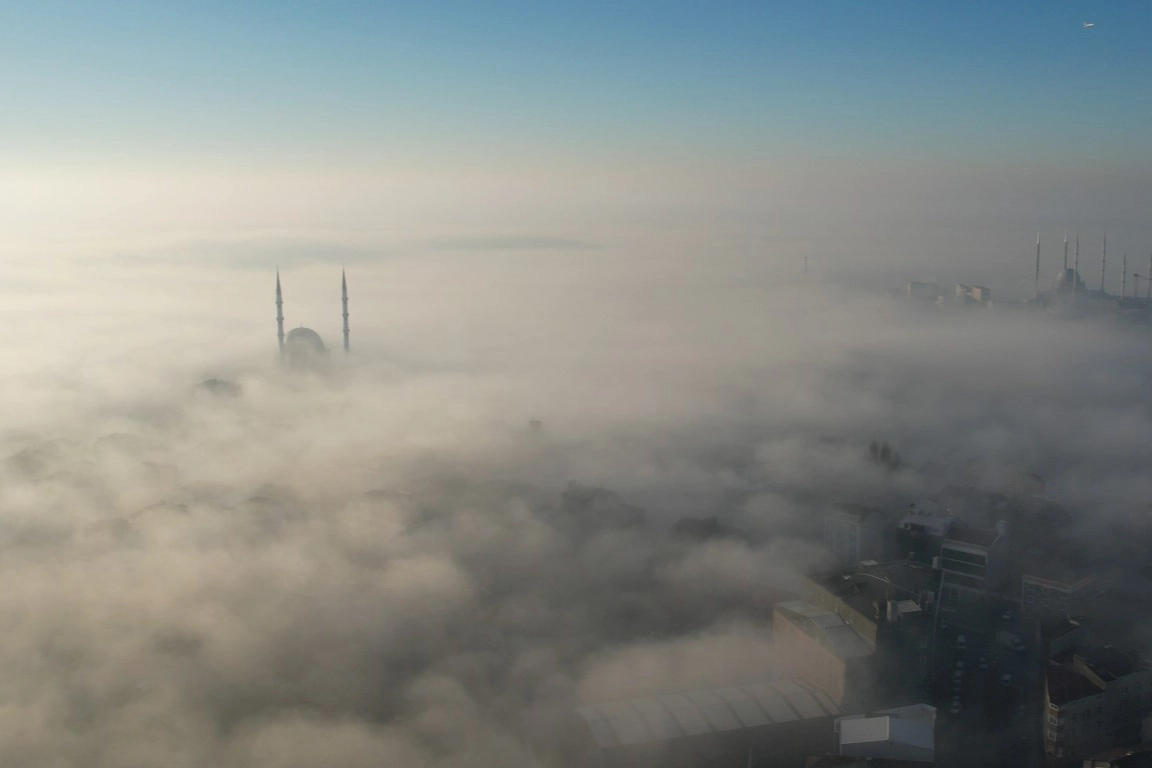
[1073,234,1080,300]
[1122,253,1128,298]
[1063,233,1069,271]
[1148,253,1152,299]
[1100,232,1107,293]
[1034,232,1041,299]
[275,269,286,358]
[341,268,350,354]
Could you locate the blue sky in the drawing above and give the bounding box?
[3,0,1150,170]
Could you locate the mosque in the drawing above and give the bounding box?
[275,269,350,370]
[1031,234,1152,316]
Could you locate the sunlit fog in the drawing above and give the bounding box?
[4,3,1152,767]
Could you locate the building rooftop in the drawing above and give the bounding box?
[829,503,885,524]
[577,679,841,749]
[943,526,999,548]
[806,759,932,768]
[1046,665,1104,706]
[838,713,934,752]
[1077,646,1141,683]
[898,512,955,538]
[809,562,938,622]
[1084,743,1152,768]
[776,601,875,659]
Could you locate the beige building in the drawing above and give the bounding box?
[774,600,875,711]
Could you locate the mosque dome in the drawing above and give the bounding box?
[285,327,327,370]
[274,270,348,370]
[1054,268,1084,294]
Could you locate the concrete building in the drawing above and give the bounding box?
[774,600,875,710]
[906,282,942,304]
[1023,571,1100,620]
[937,521,1009,605]
[954,284,991,307]
[896,509,955,565]
[823,505,891,566]
[1043,618,1095,662]
[1044,646,1152,765]
[835,704,936,763]
[799,563,937,705]
[576,679,842,768]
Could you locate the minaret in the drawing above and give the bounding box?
[1063,233,1069,271]
[275,269,286,358]
[341,268,350,354]
[1034,232,1041,299]
[1147,253,1151,299]
[1122,253,1128,298]
[1100,232,1107,293]
[1073,234,1080,300]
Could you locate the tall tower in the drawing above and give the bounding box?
[1063,233,1069,271]
[341,268,350,354]
[1034,232,1041,299]
[1147,253,1151,299]
[1073,234,1080,301]
[1100,232,1107,294]
[1122,253,1128,298]
[275,269,286,358]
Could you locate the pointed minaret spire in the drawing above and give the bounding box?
[1034,232,1041,299]
[275,269,286,358]
[341,267,350,354]
[1100,232,1108,294]
[1063,233,1069,271]
[1073,234,1080,301]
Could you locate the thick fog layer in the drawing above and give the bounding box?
[0,239,1150,766]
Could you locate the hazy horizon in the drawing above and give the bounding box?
[4,2,1152,766]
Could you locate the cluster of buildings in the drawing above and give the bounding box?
[898,234,1152,319]
[262,272,1150,767]
[573,453,1151,768]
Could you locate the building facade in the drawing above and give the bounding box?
[1023,572,1100,619]
[774,600,875,710]
[822,505,890,566]
[937,521,1009,605]
[1044,647,1152,765]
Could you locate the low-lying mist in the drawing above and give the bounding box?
[0,243,1149,766]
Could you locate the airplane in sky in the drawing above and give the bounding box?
[1082,21,1095,29]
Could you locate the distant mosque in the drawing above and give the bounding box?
[1032,233,1149,312]
[275,269,350,370]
